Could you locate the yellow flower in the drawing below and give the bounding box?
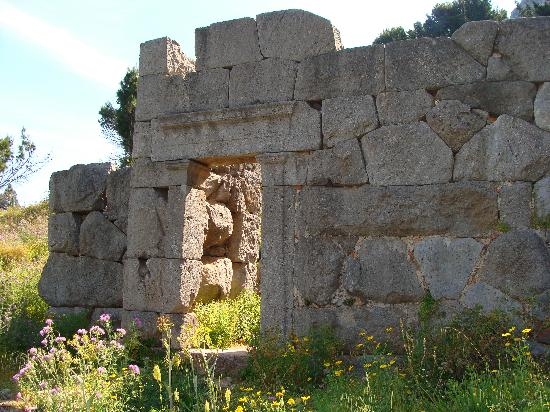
[348,365,354,371]
[174,389,180,403]
[323,361,331,368]
[501,332,511,337]
[172,353,181,368]
[380,364,388,369]
[225,388,231,405]
[334,369,344,376]
[235,406,244,412]
[490,369,498,373]
[366,335,374,341]
[385,326,393,333]
[505,342,511,347]
[335,360,343,366]
[205,400,210,412]
[152,364,162,383]
[238,397,248,403]
[521,328,532,334]
[276,391,284,398]
[389,359,396,365]
[355,343,364,349]
[301,396,310,403]
[287,398,296,406]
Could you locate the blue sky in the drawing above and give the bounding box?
[0,0,517,205]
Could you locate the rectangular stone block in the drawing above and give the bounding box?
[498,182,532,229]
[48,212,81,256]
[39,253,122,307]
[49,163,112,213]
[105,167,131,233]
[139,37,195,76]
[151,101,321,161]
[229,58,297,107]
[294,46,385,101]
[130,158,189,188]
[385,37,485,91]
[132,121,152,159]
[295,182,498,238]
[123,258,201,313]
[258,152,308,187]
[187,68,229,112]
[376,89,434,125]
[195,18,262,70]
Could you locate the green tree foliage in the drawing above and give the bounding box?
[516,0,550,16]
[98,68,138,166]
[373,0,507,44]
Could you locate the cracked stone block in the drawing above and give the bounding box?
[361,122,453,185]
[256,10,342,61]
[48,213,81,256]
[105,167,131,233]
[376,89,433,126]
[79,211,127,261]
[132,121,152,159]
[451,20,499,65]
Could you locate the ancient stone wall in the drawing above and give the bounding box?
[41,10,550,346]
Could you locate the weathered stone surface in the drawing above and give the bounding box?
[152,102,321,161]
[376,89,433,126]
[385,37,485,91]
[534,176,550,220]
[196,257,233,303]
[294,46,385,100]
[195,18,262,70]
[237,165,262,214]
[454,115,550,182]
[535,83,550,132]
[305,139,368,186]
[361,122,453,185]
[532,290,550,322]
[130,158,188,188]
[229,58,297,107]
[294,236,356,306]
[258,152,308,187]
[105,167,131,233]
[139,37,195,77]
[194,171,222,198]
[436,81,536,121]
[48,306,92,321]
[342,237,423,304]
[39,253,122,307]
[493,17,550,81]
[48,213,81,256]
[486,55,516,81]
[256,10,342,61]
[180,188,209,260]
[452,20,499,65]
[227,211,261,263]
[132,121,152,159]
[498,182,532,228]
[479,229,550,299]
[426,100,487,152]
[414,237,482,300]
[461,282,522,313]
[121,310,160,340]
[295,183,498,237]
[230,262,258,298]
[123,258,202,312]
[50,163,112,213]
[79,212,126,261]
[186,69,229,112]
[322,95,378,147]
[204,202,233,248]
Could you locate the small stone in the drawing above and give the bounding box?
[376,89,433,126]
[79,211,127,261]
[322,95,378,147]
[451,20,499,65]
[535,83,550,132]
[204,202,233,248]
[426,100,487,152]
[48,213,81,256]
[361,122,453,185]
[498,182,532,229]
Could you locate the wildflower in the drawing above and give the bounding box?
[239,396,249,402]
[501,332,511,337]
[380,364,389,369]
[235,406,244,412]
[116,328,126,336]
[41,338,47,346]
[96,392,102,398]
[276,391,284,398]
[174,388,180,403]
[287,398,296,406]
[334,369,344,376]
[153,364,162,382]
[97,367,107,374]
[323,361,331,368]
[55,336,66,343]
[128,364,140,375]
[355,343,364,349]
[39,326,51,336]
[301,396,310,403]
[39,381,47,389]
[49,348,56,354]
[99,313,111,323]
[490,369,498,373]
[204,400,210,412]
[225,388,231,405]
[90,325,105,335]
[335,360,343,366]
[28,347,37,355]
[45,319,53,326]
[133,317,143,328]
[77,329,87,335]
[15,392,22,400]
[521,328,532,334]
[385,326,393,333]
[50,387,60,395]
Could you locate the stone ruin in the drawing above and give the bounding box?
[40,10,550,347]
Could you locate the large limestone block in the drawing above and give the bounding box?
[123,258,202,312]
[385,37,485,91]
[454,115,550,182]
[50,163,112,213]
[493,17,550,81]
[196,257,233,303]
[186,69,229,112]
[376,89,433,126]
[39,253,122,307]
[295,183,498,237]
[79,211,127,261]
[451,20,499,65]
[229,58,297,107]
[426,100,487,152]
[139,37,195,76]
[195,18,262,70]
[414,237,482,300]
[132,121,152,159]
[361,122,453,185]
[151,101,321,161]
[534,176,550,220]
[321,95,378,147]
[305,139,368,186]
[256,10,342,61]
[130,158,188,188]
[227,211,261,263]
[294,46,384,100]
[342,238,422,304]
[180,188,209,260]
[259,152,308,187]
[461,282,522,313]
[105,167,131,233]
[436,81,536,121]
[204,202,233,248]
[498,182,532,228]
[479,229,550,299]
[535,83,550,132]
[230,262,258,298]
[294,236,356,306]
[48,213,81,256]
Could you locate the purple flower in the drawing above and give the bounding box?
[16,392,22,400]
[49,348,56,354]
[50,387,60,395]
[116,328,126,336]
[45,319,53,326]
[55,336,66,344]
[12,373,20,382]
[39,326,52,336]
[41,339,48,346]
[128,364,140,375]
[133,317,143,329]
[77,328,87,335]
[99,313,111,323]
[89,326,105,336]
[43,354,53,361]
[39,381,47,389]
[29,347,37,355]
[97,367,107,374]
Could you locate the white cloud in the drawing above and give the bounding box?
[0,1,127,88]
